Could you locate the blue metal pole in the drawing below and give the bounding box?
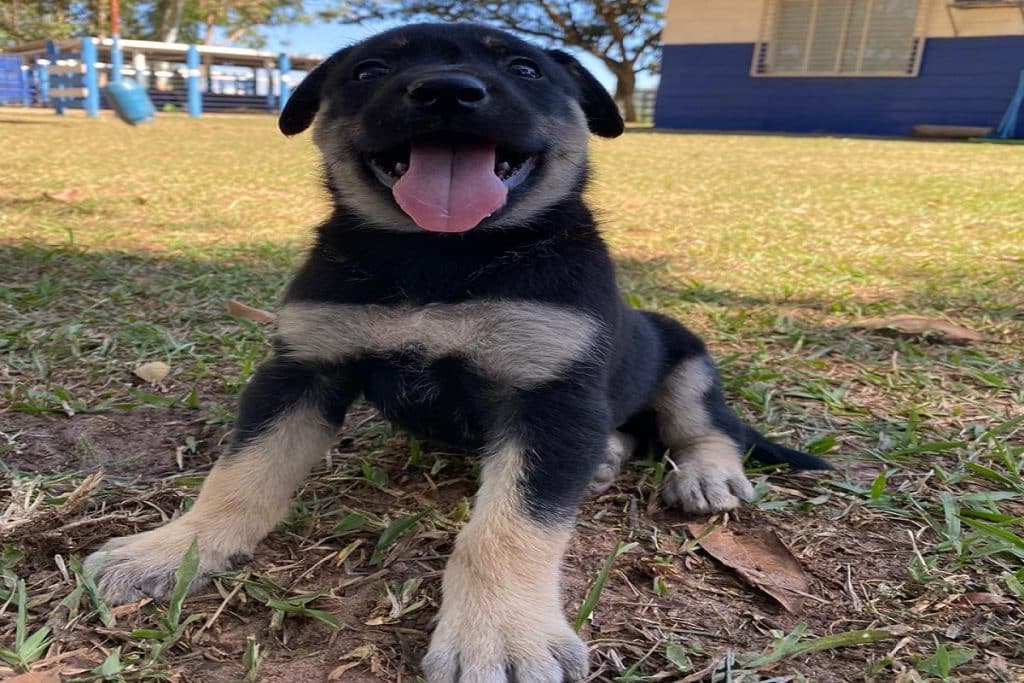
[186,44,201,117]
[81,37,100,117]
[36,60,49,105]
[45,41,61,114]
[20,65,31,106]
[277,52,291,113]
[110,35,123,83]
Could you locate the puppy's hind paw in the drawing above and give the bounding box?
[661,466,753,514]
[660,438,754,514]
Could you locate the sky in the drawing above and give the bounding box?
[257,18,660,93]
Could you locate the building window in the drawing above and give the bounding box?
[752,0,929,77]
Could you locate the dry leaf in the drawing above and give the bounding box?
[688,523,814,612]
[985,654,1012,678]
[227,298,276,324]
[960,592,1013,613]
[328,645,375,680]
[44,188,82,203]
[856,315,983,342]
[5,672,62,683]
[133,361,170,383]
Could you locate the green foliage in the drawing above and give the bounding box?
[914,640,976,680]
[127,539,204,667]
[330,0,666,119]
[0,0,308,48]
[0,579,52,672]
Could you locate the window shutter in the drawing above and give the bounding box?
[753,0,929,77]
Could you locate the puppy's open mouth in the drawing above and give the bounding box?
[364,142,538,233]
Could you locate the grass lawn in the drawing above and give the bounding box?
[1,109,1022,682]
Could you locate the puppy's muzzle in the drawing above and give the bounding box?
[407,72,489,111]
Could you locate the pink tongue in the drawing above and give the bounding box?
[393,144,508,232]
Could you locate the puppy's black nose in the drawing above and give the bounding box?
[407,73,488,110]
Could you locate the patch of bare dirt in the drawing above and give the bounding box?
[1,407,223,479]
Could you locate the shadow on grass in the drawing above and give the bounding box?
[1,241,299,297]
[615,255,1024,323]
[3,240,1020,335]
[0,117,62,126]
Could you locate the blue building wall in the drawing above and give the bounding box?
[654,36,1024,136]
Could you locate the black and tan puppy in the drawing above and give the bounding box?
[86,24,829,682]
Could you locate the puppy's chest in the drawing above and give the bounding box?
[276,299,599,388]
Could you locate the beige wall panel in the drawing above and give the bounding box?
[663,0,1024,45]
[926,2,1024,38]
[663,0,766,44]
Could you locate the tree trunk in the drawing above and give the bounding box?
[204,14,217,44]
[162,0,185,42]
[611,65,637,123]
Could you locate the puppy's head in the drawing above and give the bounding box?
[280,23,623,233]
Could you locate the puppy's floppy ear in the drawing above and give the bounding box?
[547,50,624,138]
[279,48,349,136]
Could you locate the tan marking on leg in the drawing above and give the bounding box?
[653,357,715,445]
[654,357,754,514]
[85,404,336,604]
[423,439,588,683]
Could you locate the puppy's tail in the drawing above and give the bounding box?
[742,427,832,470]
[618,411,832,471]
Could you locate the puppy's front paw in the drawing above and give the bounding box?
[84,520,249,604]
[423,608,588,683]
[661,438,754,514]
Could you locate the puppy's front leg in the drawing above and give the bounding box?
[85,357,355,603]
[423,387,606,683]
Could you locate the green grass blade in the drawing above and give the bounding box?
[68,556,115,628]
[331,513,368,535]
[748,627,894,667]
[963,519,1024,552]
[371,509,430,565]
[14,578,26,650]
[574,541,638,632]
[166,537,201,631]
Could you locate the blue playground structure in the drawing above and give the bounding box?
[0,37,320,118]
[0,55,32,106]
[992,70,1024,140]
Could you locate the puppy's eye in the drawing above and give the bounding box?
[354,60,391,81]
[508,58,541,79]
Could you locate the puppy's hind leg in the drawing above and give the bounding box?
[85,357,356,604]
[654,353,754,514]
[644,312,829,515]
